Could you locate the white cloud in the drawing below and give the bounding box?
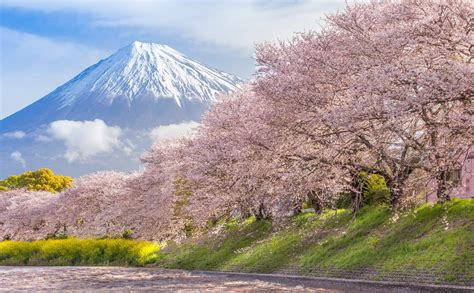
[0,27,109,119]
[34,134,52,142]
[48,119,123,162]
[10,151,26,169]
[121,139,135,155]
[3,131,26,139]
[0,1,347,53]
[150,121,200,141]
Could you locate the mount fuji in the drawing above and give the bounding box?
[0,41,243,177]
[1,41,242,132]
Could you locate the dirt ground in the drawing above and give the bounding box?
[0,266,470,292]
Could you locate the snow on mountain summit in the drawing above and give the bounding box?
[57,41,242,107]
[0,41,243,177]
[0,41,243,132]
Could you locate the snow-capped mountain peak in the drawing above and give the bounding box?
[55,41,242,108]
[1,41,243,132]
[0,41,243,177]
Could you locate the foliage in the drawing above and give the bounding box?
[253,0,472,206]
[0,238,160,266]
[46,232,69,240]
[1,199,470,283]
[360,172,391,206]
[334,193,352,209]
[0,168,73,193]
[121,229,135,239]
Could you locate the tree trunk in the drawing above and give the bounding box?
[436,171,452,202]
[386,166,414,209]
[255,202,268,220]
[387,179,404,209]
[349,172,363,213]
[308,190,323,214]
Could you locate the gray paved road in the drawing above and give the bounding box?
[0,267,471,292]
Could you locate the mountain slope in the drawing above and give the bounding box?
[0,41,242,177]
[0,41,242,132]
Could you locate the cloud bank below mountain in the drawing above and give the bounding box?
[48,119,124,162]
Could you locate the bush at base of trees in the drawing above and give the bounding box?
[360,173,391,206]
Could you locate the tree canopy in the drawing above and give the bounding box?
[0,168,73,193]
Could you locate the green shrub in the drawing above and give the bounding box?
[335,192,352,209]
[121,229,135,239]
[183,222,194,237]
[335,173,390,210]
[46,232,69,240]
[360,172,390,206]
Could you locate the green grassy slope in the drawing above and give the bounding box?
[156,199,474,283]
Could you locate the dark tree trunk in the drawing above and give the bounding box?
[308,190,323,214]
[387,174,409,209]
[255,202,268,221]
[292,204,302,215]
[349,171,364,213]
[387,166,414,209]
[436,171,452,202]
[388,180,403,209]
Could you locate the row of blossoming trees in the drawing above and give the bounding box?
[143,0,472,225]
[1,0,472,241]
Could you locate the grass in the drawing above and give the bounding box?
[157,217,272,270]
[0,238,160,266]
[156,198,474,283]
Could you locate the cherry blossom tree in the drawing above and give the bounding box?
[330,0,473,203]
[0,188,57,240]
[255,0,473,207]
[0,171,182,241]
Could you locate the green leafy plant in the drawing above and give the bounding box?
[360,172,391,206]
[122,229,135,239]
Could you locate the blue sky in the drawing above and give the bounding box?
[0,0,346,119]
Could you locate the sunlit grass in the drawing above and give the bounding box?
[157,219,272,270]
[157,198,474,282]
